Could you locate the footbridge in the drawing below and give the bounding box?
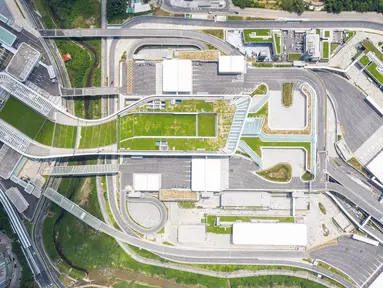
[41,164,119,176]
[60,86,120,97]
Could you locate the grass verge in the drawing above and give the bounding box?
[201,29,224,40]
[257,163,292,182]
[288,53,302,61]
[250,84,268,96]
[282,83,294,107]
[322,41,329,59]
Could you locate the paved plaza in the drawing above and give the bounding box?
[262,148,306,177]
[128,201,161,228]
[268,90,307,130]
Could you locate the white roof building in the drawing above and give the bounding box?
[191,158,228,192]
[162,59,192,93]
[369,271,383,288]
[218,55,246,74]
[232,223,307,246]
[133,173,161,191]
[305,31,320,61]
[367,151,383,184]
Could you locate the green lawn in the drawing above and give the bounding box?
[179,201,196,209]
[282,83,294,107]
[120,137,223,151]
[345,31,355,42]
[0,96,48,140]
[301,171,314,182]
[288,53,302,61]
[119,113,216,140]
[80,120,117,148]
[241,137,311,158]
[243,29,272,43]
[250,84,268,96]
[367,62,383,84]
[201,29,224,40]
[257,163,292,182]
[324,30,330,38]
[330,43,339,54]
[359,55,371,67]
[0,96,76,147]
[322,41,329,59]
[133,114,196,137]
[273,33,281,54]
[248,103,268,118]
[52,124,77,148]
[215,215,294,223]
[362,39,383,63]
[198,114,216,137]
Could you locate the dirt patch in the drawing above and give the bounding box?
[159,190,198,201]
[87,268,190,288]
[175,50,220,61]
[77,178,91,206]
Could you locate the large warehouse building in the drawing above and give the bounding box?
[218,55,246,74]
[191,158,229,192]
[232,223,307,246]
[133,173,162,191]
[367,151,383,184]
[162,59,192,93]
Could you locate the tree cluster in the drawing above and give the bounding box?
[232,0,306,14]
[325,0,383,13]
[107,0,127,19]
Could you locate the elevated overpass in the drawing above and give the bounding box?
[41,164,119,176]
[60,86,120,97]
[326,161,383,222]
[39,29,241,56]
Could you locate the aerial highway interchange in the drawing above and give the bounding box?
[0,1,383,287]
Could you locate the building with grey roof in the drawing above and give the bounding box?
[5,187,29,213]
[305,31,320,61]
[6,43,41,82]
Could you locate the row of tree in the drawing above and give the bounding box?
[324,0,383,13]
[107,0,127,20]
[232,0,383,14]
[232,0,306,14]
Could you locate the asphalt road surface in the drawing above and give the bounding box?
[317,71,383,152]
[311,235,383,286]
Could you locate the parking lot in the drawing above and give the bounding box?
[132,63,156,95]
[27,65,60,96]
[282,30,304,60]
[120,157,191,190]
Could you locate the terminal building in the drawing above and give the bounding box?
[305,31,320,61]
